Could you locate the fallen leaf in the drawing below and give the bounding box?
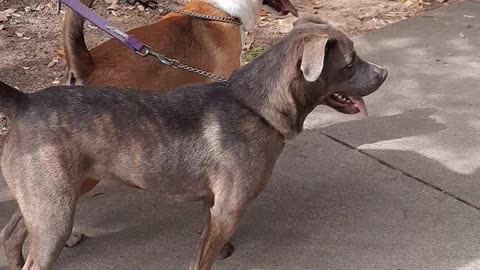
[107,3,119,10]
[23,37,31,40]
[47,56,61,68]
[111,10,119,16]
[137,4,145,11]
[243,33,255,51]
[0,12,8,22]
[24,6,32,12]
[15,31,24,37]
[0,24,4,31]
[22,66,31,70]
[464,15,475,19]
[3,8,16,14]
[56,49,65,57]
[52,77,60,84]
[459,32,465,38]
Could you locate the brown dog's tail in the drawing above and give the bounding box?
[0,81,25,120]
[63,0,95,86]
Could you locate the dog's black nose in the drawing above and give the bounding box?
[378,68,388,81]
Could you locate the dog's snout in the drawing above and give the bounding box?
[368,62,388,82]
[376,67,388,81]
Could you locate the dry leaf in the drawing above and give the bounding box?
[52,77,60,85]
[0,13,8,22]
[464,15,475,19]
[0,25,5,31]
[47,56,61,68]
[137,4,145,11]
[459,32,465,38]
[243,33,255,51]
[15,31,24,38]
[56,49,65,57]
[22,66,31,70]
[107,3,119,10]
[3,8,16,14]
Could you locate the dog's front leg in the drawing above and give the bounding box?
[197,204,235,260]
[190,204,243,270]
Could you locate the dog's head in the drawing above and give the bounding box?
[293,16,388,115]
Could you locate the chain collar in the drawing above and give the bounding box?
[126,0,242,25]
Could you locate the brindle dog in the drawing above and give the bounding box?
[0,16,387,270]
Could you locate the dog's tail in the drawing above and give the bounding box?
[0,81,26,120]
[63,0,95,86]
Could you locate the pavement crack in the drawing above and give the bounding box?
[322,132,480,211]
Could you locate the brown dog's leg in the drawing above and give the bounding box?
[190,204,243,270]
[1,210,28,270]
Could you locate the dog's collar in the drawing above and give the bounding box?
[161,5,242,25]
[127,0,242,25]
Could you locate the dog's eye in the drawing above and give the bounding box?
[345,55,356,69]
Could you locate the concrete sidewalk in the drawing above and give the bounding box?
[2,1,480,269]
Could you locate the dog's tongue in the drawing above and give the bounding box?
[351,97,368,117]
[280,0,298,17]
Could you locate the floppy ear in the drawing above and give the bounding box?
[300,35,329,82]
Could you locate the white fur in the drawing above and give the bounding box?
[205,0,263,31]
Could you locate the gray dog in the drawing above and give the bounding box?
[0,16,387,270]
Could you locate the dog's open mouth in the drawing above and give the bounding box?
[323,93,368,116]
[263,0,298,16]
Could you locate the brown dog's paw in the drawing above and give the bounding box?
[218,242,234,259]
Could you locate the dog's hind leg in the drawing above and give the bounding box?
[1,210,28,270]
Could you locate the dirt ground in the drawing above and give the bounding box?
[0,0,456,91]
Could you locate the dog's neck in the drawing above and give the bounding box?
[203,0,262,30]
[229,38,322,141]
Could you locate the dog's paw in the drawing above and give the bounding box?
[218,242,234,259]
[65,231,84,248]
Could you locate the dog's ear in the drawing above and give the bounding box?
[300,35,329,82]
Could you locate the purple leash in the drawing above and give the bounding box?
[59,0,145,53]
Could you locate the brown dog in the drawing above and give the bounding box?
[63,0,297,88]
[1,16,387,270]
